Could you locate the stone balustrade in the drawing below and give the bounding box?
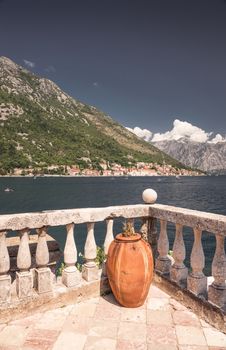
[149,204,226,309]
[1,193,226,313]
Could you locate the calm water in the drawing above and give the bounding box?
[0,175,226,275]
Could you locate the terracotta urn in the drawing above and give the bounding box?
[106,233,153,308]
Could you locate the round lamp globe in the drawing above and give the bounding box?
[142,189,157,204]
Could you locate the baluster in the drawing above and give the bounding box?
[82,223,98,281]
[140,218,148,241]
[103,219,114,276]
[16,229,33,298]
[0,231,11,303]
[155,220,171,274]
[35,226,52,294]
[187,228,207,296]
[170,224,188,285]
[208,234,226,308]
[140,217,158,260]
[62,223,81,287]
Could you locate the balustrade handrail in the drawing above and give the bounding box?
[0,204,149,231]
[149,204,226,234]
[0,203,226,233]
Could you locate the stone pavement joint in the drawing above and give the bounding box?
[0,284,226,349]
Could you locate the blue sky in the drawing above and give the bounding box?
[0,0,226,135]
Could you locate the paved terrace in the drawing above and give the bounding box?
[0,284,226,350]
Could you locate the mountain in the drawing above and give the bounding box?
[128,120,226,174]
[0,56,183,174]
[152,139,226,174]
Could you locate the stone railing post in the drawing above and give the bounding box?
[82,223,98,281]
[155,220,171,274]
[16,229,33,298]
[62,223,81,287]
[140,217,158,260]
[170,224,188,285]
[208,234,226,308]
[0,231,11,303]
[142,188,158,259]
[103,219,114,276]
[35,227,52,294]
[140,217,149,241]
[187,228,207,296]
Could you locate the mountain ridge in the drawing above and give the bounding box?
[152,139,226,174]
[128,121,226,174]
[0,56,185,175]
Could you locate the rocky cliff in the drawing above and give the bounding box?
[152,139,226,174]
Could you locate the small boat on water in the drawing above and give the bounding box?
[4,187,14,192]
[175,175,181,179]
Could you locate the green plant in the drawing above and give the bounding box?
[56,261,82,276]
[56,262,65,277]
[95,246,105,268]
[76,262,83,272]
[168,250,173,256]
[76,252,84,272]
[78,247,105,269]
[56,246,105,276]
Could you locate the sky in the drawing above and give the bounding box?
[0,0,226,135]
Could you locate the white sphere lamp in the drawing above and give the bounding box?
[142,188,157,204]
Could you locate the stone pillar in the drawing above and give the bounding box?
[170,224,188,286]
[155,220,171,274]
[148,217,158,252]
[62,223,81,287]
[140,217,158,260]
[35,227,52,294]
[82,223,98,281]
[141,188,158,259]
[103,219,114,276]
[16,229,33,299]
[0,231,11,303]
[208,234,226,308]
[140,217,148,242]
[187,228,207,296]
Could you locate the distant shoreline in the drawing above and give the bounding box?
[0,174,207,178]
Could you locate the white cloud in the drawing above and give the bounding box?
[127,119,226,144]
[208,133,226,144]
[93,82,99,87]
[23,59,35,68]
[126,126,152,142]
[151,119,211,143]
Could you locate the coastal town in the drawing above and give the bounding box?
[9,161,202,177]
[68,162,202,176]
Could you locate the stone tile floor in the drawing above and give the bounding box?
[0,284,226,349]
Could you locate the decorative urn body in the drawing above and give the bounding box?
[106,233,153,308]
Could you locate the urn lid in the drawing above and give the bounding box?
[115,233,141,243]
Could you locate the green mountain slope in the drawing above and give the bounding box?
[0,56,184,173]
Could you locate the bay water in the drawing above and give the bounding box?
[0,175,226,275]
